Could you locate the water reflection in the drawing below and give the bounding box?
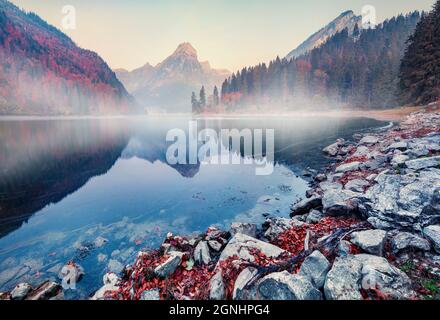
[0,116,386,296]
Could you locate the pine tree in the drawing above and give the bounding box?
[191,91,199,113]
[213,86,219,106]
[199,86,206,109]
[400,1,440,105]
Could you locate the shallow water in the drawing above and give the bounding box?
[0,116,387,298]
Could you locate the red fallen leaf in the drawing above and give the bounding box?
[135,239,142,245]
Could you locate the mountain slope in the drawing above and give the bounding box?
[286,10,362,60]
[0,0,137,115]
[115,43,230,113]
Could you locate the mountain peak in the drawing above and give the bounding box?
[286,10,361,59]
[172,42,198,58]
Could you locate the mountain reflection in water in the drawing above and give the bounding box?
[0,116,387,296]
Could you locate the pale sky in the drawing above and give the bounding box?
[12,0,435,72]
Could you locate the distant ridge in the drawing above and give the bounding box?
[0,0,137,115]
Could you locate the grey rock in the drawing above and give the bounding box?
[355,254,415,299]
[319,181,343,192]
[345,179,369,193]
[366,169,440,231]
[93,236,108,248]
[265,217,303,241]
[335,162,361,173]
[11,283,32,300]
[386,141,408,152]
[424,225,440,253]
[390,232,431,253]
[140,289,160,300]
[91,273,120,300]
[25,281,62,300]
[350,230,387,256]
[107,259,124,274]
[359,136,379,145]
[353,146,370,157]
[58,262,84,285]
[323,139,344,157]
[219,233,286,263]
[391,154,410,168]
[322,189,362,216]
[208,240,223,252]
[233,267,258,300]
[306,210,324,224]
[290,196,322,217]
[230,222,257,238]
[258,272,322,300]
[324,254,415,300]
[154,252,183,278]
[324,255,364,300]
[299,251,330,288]
[209,271,225,300]
[405,156,440,171]
[194,241,211,265]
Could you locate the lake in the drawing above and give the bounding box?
[0,115,388,298]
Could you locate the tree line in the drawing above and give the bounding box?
[192,10,430,113]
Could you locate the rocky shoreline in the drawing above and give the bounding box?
[1,109,439,301]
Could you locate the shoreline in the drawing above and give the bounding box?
[0,106,430,122]
[1,109,439,301]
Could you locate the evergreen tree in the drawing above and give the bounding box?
[199,86,206,109]
[191,91,199,113]
[400,1,440,105]
[213,86,219,106]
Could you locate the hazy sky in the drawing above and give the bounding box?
[12,0,435,72]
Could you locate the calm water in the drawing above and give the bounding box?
[0,116,387,298]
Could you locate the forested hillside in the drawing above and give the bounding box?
[199,12,421,113]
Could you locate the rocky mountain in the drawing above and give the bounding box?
[286,10,362,60]
[0,0,137,115]
[115,43,230,113]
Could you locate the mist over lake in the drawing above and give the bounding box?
[0,115,388,297]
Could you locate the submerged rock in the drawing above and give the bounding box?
[299,251,330,289]
[258,271,322,300]
[350,230,387,256]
